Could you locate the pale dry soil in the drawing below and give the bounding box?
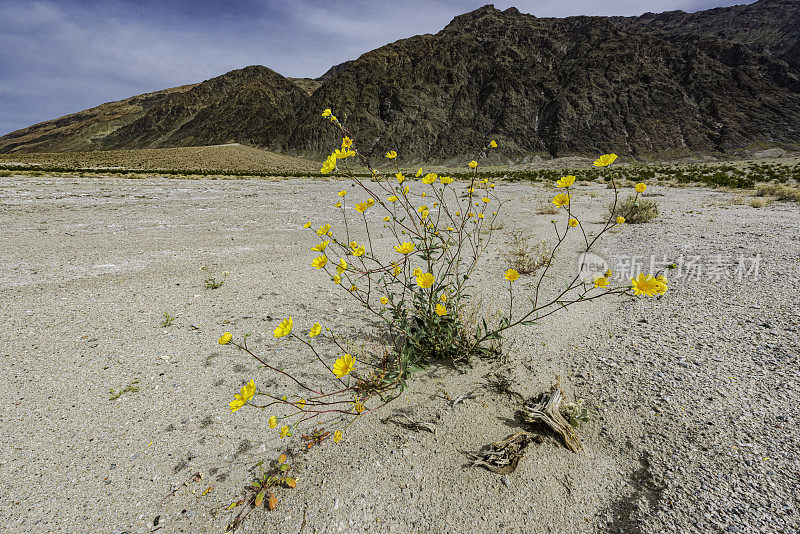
[0,175,797,533]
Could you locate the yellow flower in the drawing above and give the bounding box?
[385,150,397,159]
[366,198,375,207]
[311,255,328,269]
[604,269,613,278]
[280,425,290,438]
[309,323,322,337]
[334,148,355,159]
[616,216,626,225]
[556,175,576,188]
[655,275,668,295]
[435,303,447,316]
[454,211,461,217]
[490,140,498,148]
[421,192,427,198]
[630,273,667,297]
[415,272,435,288]
[594,276,609,288]
[413,267,421,277]
[354,201,370,214]
[482,197,490,203]
[391,262,402,276]
[387,195,398,202]
[333,274,342,285]
[311,240,329,252]
[415,168,423,177]
[552,193,570,208]
[321,154,337,174]
[302,221,312,229]
[568,218,579,227]
[504,268,519,282]
[337,258,347,273]
[273,317,293,338]
[395,172,405,184]
[403,185,409,195]
[229,379,256,413]
[268,415,277,428]
[635,183,647,194]
[338,190,347,197]
[321,109,332,117]
[333,354,355,377]
[341,136,352,149]
[468,212,475,218]
[351,243,365,257]
[218,332,232,345]
[440,176,453,185]
[333,430,343,443]
[439,294,447,302]
[394,242,415,254]
[380,296,389,305]
[316,223,331,236]
[468,160,478,169]
[295,398,306,410]
[478,213,484,219]
[422,173,437,185]
[353,401,365,414]
[383,216,390,222]
[593,153,618,167]
[334,201,341,208]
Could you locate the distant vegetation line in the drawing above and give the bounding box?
[3,161,799,189]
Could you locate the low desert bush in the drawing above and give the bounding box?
[607,194,659,224]
[755,183,800,202]
[217,110,666,446]
[0,170,12,177]
[503,231,551,274]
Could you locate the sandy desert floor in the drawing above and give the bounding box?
[0,175,797,533]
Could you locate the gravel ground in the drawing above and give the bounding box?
[0,175,797,533]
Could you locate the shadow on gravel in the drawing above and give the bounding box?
[603,451,664,533]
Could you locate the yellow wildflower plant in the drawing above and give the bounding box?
[435,303,448,316]
[388,195,398,202]
[552,193,570,208]
[311,240,330,252]
[268,415,278,428]
[341,136,353,149]
[504,269,519,282]
[394,242,415,254]
[338,190,347,197]
[386,150,397,159]
[556,175,576,188]
[593,153,618,167]
[631,273,667,297]
[422,173,437,185]
[568,218,579,227]
[337,258,348,273]
[273,317,293,338]
[316,223,331,236]
[311,255,328,269]
[218,332,233,345]
[594,276,610,288]
[351,243,365,257]
[321,154,337,174]
[440,176,454,185]
[333,430,343,443]
[468,160,478,169]
[415,168,423,177]
[616,216,626,225]
[333,354,355,377]
[415,272,435,289]
[333,274,342,285]
[380,296,389,305]
[321,109,332,117]
[635,183,647,193]
[309,323,322,338]
[489,140,498,148]
[229,379,255,413]
[354,201,370,214]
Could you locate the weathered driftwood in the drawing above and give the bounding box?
[466,431,541,474]
[518,385,583,453]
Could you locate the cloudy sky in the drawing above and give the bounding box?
[0,0,746,136]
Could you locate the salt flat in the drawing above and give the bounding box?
[0,175,797,533]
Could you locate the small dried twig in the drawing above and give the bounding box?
[381,412,436,433]
[451,389,480,406]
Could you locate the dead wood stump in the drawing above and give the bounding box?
[518,385,583,453]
